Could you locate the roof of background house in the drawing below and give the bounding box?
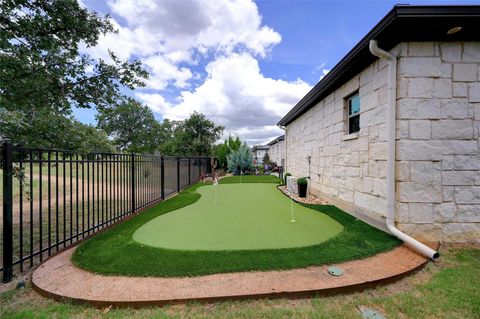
[252,145,270,152]
[267,135,285,146]
[277,4,480,126]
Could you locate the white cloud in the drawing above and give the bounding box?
[83,0,307,146]
[142,55,193,90]
[319,69,330,80]
[108,0,281,57]
[138,53,311,145]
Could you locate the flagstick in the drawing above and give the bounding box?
[290,198,296,223]
[213,177,218,205]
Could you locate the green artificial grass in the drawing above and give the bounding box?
[133,183,343,250]
[72,176,401,277]
[219,174,281,184]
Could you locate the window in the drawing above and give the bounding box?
[347,93,360,134]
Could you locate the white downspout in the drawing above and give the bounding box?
[369,40,439,260]
[278,125,287,178]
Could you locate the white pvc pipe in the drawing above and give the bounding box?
[369,40,439,260]
[278,125,287,178]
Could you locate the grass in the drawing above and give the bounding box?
[219,175,281,184]
[72,176,400,277]
[133,183,343,250]
[1,246,479,318]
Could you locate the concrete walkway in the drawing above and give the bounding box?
[32,243,433,308]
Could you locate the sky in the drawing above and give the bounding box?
[75,0,478,145]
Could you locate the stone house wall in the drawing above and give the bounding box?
[285,41,480,242]
[269,140,286,166]
[253,148,269,165]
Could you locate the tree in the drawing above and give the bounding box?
[227,143,253,174]
[159,112,224,156]
[1,0,148,114]
[0,107,114,152]
[96,99,163,154]
[0,0,148,150]
[262,151,271,165]
[214,135,242,170]
[66,122,116,154]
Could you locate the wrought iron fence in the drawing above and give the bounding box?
[1,142,212,282]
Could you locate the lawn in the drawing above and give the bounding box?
[133,183,343,250]
[72,176,400,277]
[1,246,479,318]
[219,174,281,184]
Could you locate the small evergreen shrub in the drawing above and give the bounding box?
[297,177,308,185]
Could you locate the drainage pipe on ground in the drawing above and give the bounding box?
[369,40,439,260]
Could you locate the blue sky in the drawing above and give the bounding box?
[77,0,478,145]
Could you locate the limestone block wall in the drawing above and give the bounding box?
[285,41,480,242]
[395,42,480,242]
[269,140,286,166]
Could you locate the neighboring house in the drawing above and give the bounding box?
[277,5,480,243]
[267,135,286,167]
[251,145,269,165]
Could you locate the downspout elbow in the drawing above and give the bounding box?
[369,40,396,62]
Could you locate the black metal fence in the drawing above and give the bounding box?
[1,142,212,282]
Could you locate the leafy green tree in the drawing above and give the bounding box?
[0,108,114,152]
[262,151,271,165]
[227,143,253,174]
[214,135,242,170]
[160,112,224,156]
[0,0,148,150]
[96,99,163,154]
[0,0,148,113]
[67,122,115,154]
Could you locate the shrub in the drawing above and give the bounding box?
[297,177,308,186]
[227,143,253,174]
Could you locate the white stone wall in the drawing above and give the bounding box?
[285,41,480,242]
[269,140,286,166]
[395,42,480,242]
[253,149,268,165]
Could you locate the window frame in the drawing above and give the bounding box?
[346,92,360,135]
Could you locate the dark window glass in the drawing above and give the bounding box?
[347,93,360,134]
[349,115,360,134]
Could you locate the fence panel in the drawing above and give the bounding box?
[1,142,212,282]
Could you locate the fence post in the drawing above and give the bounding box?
[198,157,201,180]
[177,157,180,193]
[188,158,191,185]
[2,142,13,283]
[160,156,165,200]
[131,153,136,214]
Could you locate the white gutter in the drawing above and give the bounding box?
[369,40,439,260]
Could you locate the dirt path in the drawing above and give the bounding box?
[32,243,433,308]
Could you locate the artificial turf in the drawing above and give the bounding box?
[133,183,343,250]
[72,177,401,277]
[219,174,281,184]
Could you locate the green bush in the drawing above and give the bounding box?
[297,177,308,186]
[227,143,253,174]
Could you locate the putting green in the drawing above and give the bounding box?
[133,183,343,250]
